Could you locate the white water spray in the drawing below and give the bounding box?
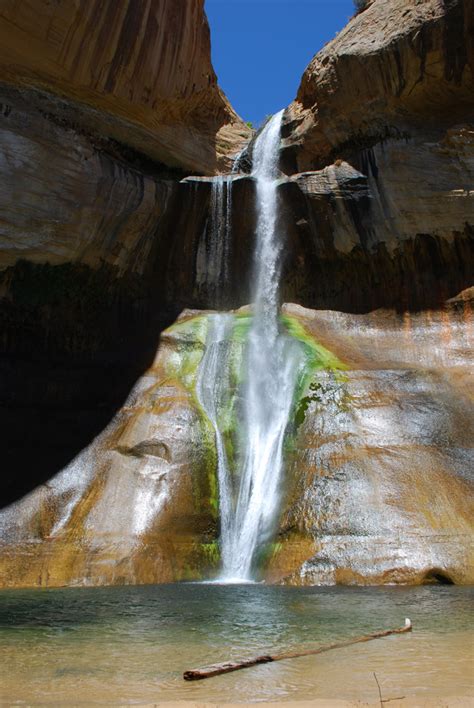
[196,313,235,572]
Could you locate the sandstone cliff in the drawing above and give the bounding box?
[0,0,249,174]
[276,0,474,311]
[0,0,249,508]
[0,0,472,589]
[284,0,473,171]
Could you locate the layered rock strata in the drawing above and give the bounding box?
[154,156,473,313]
[0,0,248,507]
[0,0,249,173]
[278,0,474,311]
[176,0,474,313]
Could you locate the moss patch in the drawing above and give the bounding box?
[281,314,347,434]
[163,310,348,577]
[165,315,209,393]
[165,310,348,468]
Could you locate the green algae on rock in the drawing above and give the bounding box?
[0,304,472,587]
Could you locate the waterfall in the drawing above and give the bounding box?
[196,313,235,573]
[231,146,245,174]
[196,175,233,307]
[197,111,303,582]
[224,110,303,581]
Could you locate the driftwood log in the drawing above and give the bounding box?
[183,617,412,681]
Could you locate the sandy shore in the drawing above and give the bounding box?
[147,698,472,707]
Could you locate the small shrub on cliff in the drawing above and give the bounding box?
[353,0,370,12]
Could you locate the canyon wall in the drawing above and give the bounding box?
[279,0,474,311]
[145,0,474,314]
[0,0,248,173]
[0,0,249,507]
[0,0,472,587]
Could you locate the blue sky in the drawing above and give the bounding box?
[205,0,355,127]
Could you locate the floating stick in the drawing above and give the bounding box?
[183,618,412,681]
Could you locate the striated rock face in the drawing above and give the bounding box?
[1,303,472,587]
[0,1,249,507]
[277,0,474,311]
[284,0,474,171]
[0,0,249,173]
[278,144,474,311]
[270,301,474,586]
[154,161,473,313]
[0,85,177,506]
[0,92,173,274]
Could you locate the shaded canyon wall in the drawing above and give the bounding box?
[0,0,250,506]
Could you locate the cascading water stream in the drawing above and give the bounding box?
[197,111,303,582]
[225,110,303,581]
[196,313,235,573]
[196,175,233,307]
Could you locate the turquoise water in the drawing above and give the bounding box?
[0,584,472,704]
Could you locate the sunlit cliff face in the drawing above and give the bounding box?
[0,298,472,588]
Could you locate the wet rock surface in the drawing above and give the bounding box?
[157,151,473,313]
[269,302,474,586]
[0,303,472,587]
